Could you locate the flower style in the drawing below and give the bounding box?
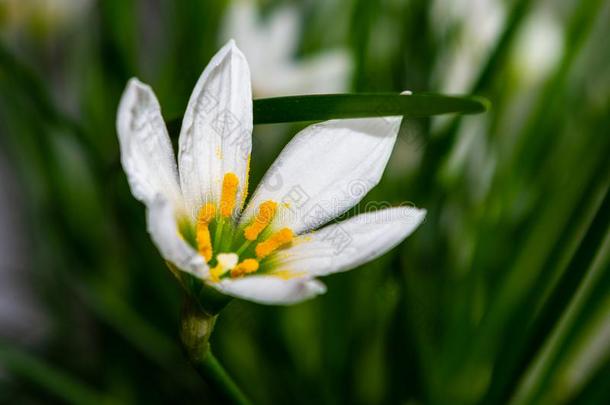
[116,40,425,306]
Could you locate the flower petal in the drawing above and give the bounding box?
[178,40,253,219]
[146,195,208,278]
[116,78,181,205]
[214,275,326,305]
[270,207,426,276]
[240,117,401,234]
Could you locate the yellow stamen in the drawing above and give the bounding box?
[240,155,251,209]
[244,200,277,241]
[272,270,304,280]
[255,228,294,259]
[209,253,239,282]
[196,203,216,261]
[220,172,239,217]
[231,259,260,278]
[209,265,223,283]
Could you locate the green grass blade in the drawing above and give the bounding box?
[252,93,488,124]
[0,341,107,404]
[570,351,610,403]
[166,93,488,134]
[518,186,610,401]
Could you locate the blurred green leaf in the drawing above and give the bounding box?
[0,341,108,405]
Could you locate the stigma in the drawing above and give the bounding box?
[210,252,239,282]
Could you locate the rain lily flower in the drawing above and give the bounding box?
[431,0,504,92]
[116,40,425,306]
[222,0,352,96]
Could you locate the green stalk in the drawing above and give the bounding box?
[180,298,252,405]
[191,352,252,405]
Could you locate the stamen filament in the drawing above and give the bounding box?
[214,217,225,249]
[235,240,253,256]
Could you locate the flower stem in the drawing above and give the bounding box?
[179,298,252,405]
[192,350,252,405]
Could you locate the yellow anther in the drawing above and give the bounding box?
[231,259,260,278]
[220,172,239,217]
[198,202,216,223]
[209,265,223,283]
[244,201,277,241]
[240,156,251,209]
[255,228,294,259]
[196,203,216,261]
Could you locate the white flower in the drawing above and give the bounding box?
[431,0,505,93]
[221,0,352,96]
[510,10,563,85]
[116,40,425,305]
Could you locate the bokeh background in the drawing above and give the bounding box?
[1,0,609,404]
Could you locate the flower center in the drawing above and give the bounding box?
[188,172,294,282]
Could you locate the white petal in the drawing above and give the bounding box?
[222,0,267,69]
[222,2,351,96]
[262,4,300,68]
[214,275,326,305]
[116,78,181,205]
[146,195,208,278]
[296,49,352,94]
[240,117,401,234]
[223,1,298,95]
[178,40,253,219]
[271,207,426,276]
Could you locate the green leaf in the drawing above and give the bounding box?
[252,93,488,124]
[0,340,107,405]
[166,93,488,134]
